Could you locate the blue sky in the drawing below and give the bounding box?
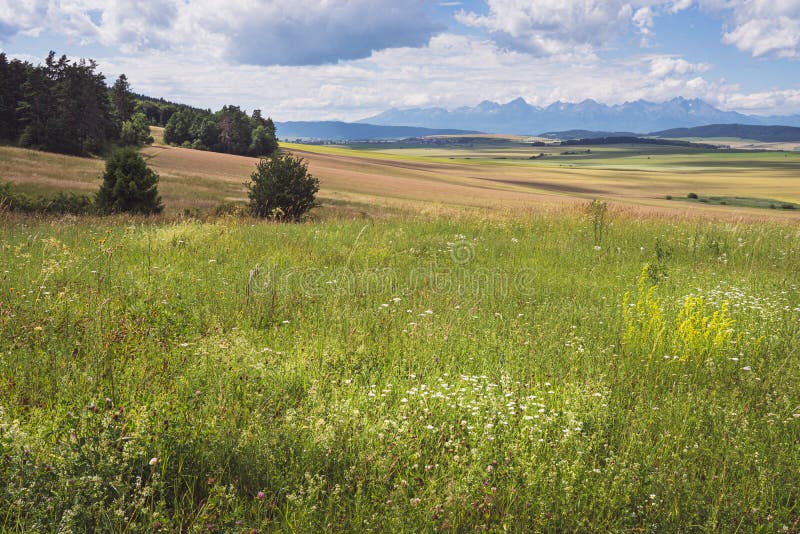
[2,1,799,121]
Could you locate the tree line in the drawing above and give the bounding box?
[0,50,279,159]
[0,51,151,155]
[163,106,278,157]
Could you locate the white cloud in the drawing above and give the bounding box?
[0,0,49,39]
[454,0,634,56]
[649,56,710,77]
[698,0,800,59]
[721,89,800,114]
[1,0,442,65]
[453,1,699,56]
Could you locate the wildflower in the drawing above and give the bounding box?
[594,245,602,251]
[149,457,159,466]
[741,366,752,371]
[410,498,421,507]
[256,491,265,500]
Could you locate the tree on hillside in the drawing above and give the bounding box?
[163,109,193,145]
[111,74,135,123]
[216,105,252,155]
[96,147,163,214]
[0,53,30,141]
[120,112,153,146]
[190,117,220,150]
[247,154,319,221]
[249,125,279,157]
[16,52,114,154]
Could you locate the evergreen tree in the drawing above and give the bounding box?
[97,148,163,214]
[111,74,135,123]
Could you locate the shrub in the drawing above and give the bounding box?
[0,181,94,214]
[212,201,249,217]
[687,192,699,199]
[96,148,163,214]
[246,154,319,221]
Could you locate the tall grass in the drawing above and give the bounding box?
[0,210,798,531]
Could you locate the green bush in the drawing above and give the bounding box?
[687,192,699,199]
[96,148,163,214]
[246,154,319,221]
[0,181,94,214]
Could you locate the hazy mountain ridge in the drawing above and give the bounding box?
[651,124,800,142]
[360,97,800,135]
[275,121,479,140]
[542,124,800,142]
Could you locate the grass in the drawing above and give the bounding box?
[4,135,800,218]
[0,207,798,531]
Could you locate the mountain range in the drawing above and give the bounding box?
[359,97,800,135]
[275,121,478,140]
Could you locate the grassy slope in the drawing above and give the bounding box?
[4,133,800,218]
[0,213,798,531]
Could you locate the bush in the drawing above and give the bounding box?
[687,192,699,199]
[96,148,163,214]
[0,181,94,214]
[247,154,319,221]
[212,200,249,218]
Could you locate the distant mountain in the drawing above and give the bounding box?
[651,124,800,142]
[360,97,800,135]
[540,129,638,140]
[275,121,479,140]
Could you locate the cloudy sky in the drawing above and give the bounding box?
[2,0,800,120]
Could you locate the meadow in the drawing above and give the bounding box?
[0,205,799,531]
[1,135,800,531]
[3,128,800,218]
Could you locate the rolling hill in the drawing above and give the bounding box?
[651,124,800,142]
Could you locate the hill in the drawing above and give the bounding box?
[652,124,800,142]
[360,97,800,135]
[274,121,480,141]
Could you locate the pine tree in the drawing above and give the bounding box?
[96,148,163,214]
[111,74,135,124]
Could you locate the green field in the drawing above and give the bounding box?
[4,133,800,218]
[2,138,800,531]
[1,209,799,531]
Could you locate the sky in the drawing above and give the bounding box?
[2,0,800,121]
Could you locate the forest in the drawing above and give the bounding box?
[0,51,278,158]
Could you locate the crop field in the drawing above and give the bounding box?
[3,128,800,218]
[1,209,799,531]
